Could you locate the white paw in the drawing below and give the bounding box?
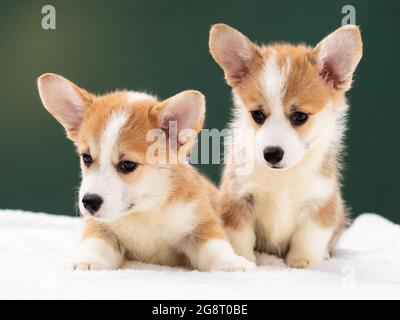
[285,250,326,269]
[66,259,114,271]
[285,256,310,269]
[285,251,320,269]
[211,255,256,272]
[256,253,286,267]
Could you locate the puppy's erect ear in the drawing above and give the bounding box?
[37,73,94,140]
[209,23,262,87]
[150,90,205,150]
[312,25,363,92]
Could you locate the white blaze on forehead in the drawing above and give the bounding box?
[100,111,128,166]
[255,52,308,169]
[261,51,291,115]
[79,111,129,219]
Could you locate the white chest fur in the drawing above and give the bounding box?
[238,159,334,256]
[108,202,196,265]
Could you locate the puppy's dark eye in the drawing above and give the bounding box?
[82,154,93,166]
[290,112,308,126]
[251,110,267,125]
[118,161,138,174]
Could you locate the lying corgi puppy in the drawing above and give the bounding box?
[37,73,255,271]
[209,24,362,268]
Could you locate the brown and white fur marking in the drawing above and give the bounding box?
[209,24,362,268]
[37,73,255,272]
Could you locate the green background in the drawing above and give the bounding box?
[0,0,399,221]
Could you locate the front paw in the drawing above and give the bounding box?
[211,255,256,272]
[285,249,327,269]
[285,255,310,269]
[66,258,114,271]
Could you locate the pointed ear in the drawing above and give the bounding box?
[37,73,94,140]
[312,25,363,92]
[150,90,205,149]
[209,23,262,87]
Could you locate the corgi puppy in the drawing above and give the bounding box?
[37,73,255,272]
[209,24,362,268]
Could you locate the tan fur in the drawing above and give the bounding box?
[314,192,338,228]
[218,173,254,230]
[192,211,227,245]
[77,92,157,159]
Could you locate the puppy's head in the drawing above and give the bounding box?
[38,74,205,220]
[209,24,362,170]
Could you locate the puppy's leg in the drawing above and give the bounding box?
[225,224,257,263]
[182,215,256,272]
[68,219,125,271]
[286,196,340,268]
[219,193,256,263]
[286,220,334,269]
[194,238,256,272]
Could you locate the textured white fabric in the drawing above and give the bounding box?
[0,209,399,299]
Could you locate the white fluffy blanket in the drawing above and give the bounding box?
[0,209,399,299]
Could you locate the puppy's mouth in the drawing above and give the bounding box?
[79,209,101,219]
[270,164,285,170]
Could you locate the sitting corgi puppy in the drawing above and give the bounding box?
[209,24,362,268]
[37,73,255,272]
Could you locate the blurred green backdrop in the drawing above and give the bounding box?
[0,0,399,221]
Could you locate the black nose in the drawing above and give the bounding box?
[82,194,103,214]
[263,146,284,165]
